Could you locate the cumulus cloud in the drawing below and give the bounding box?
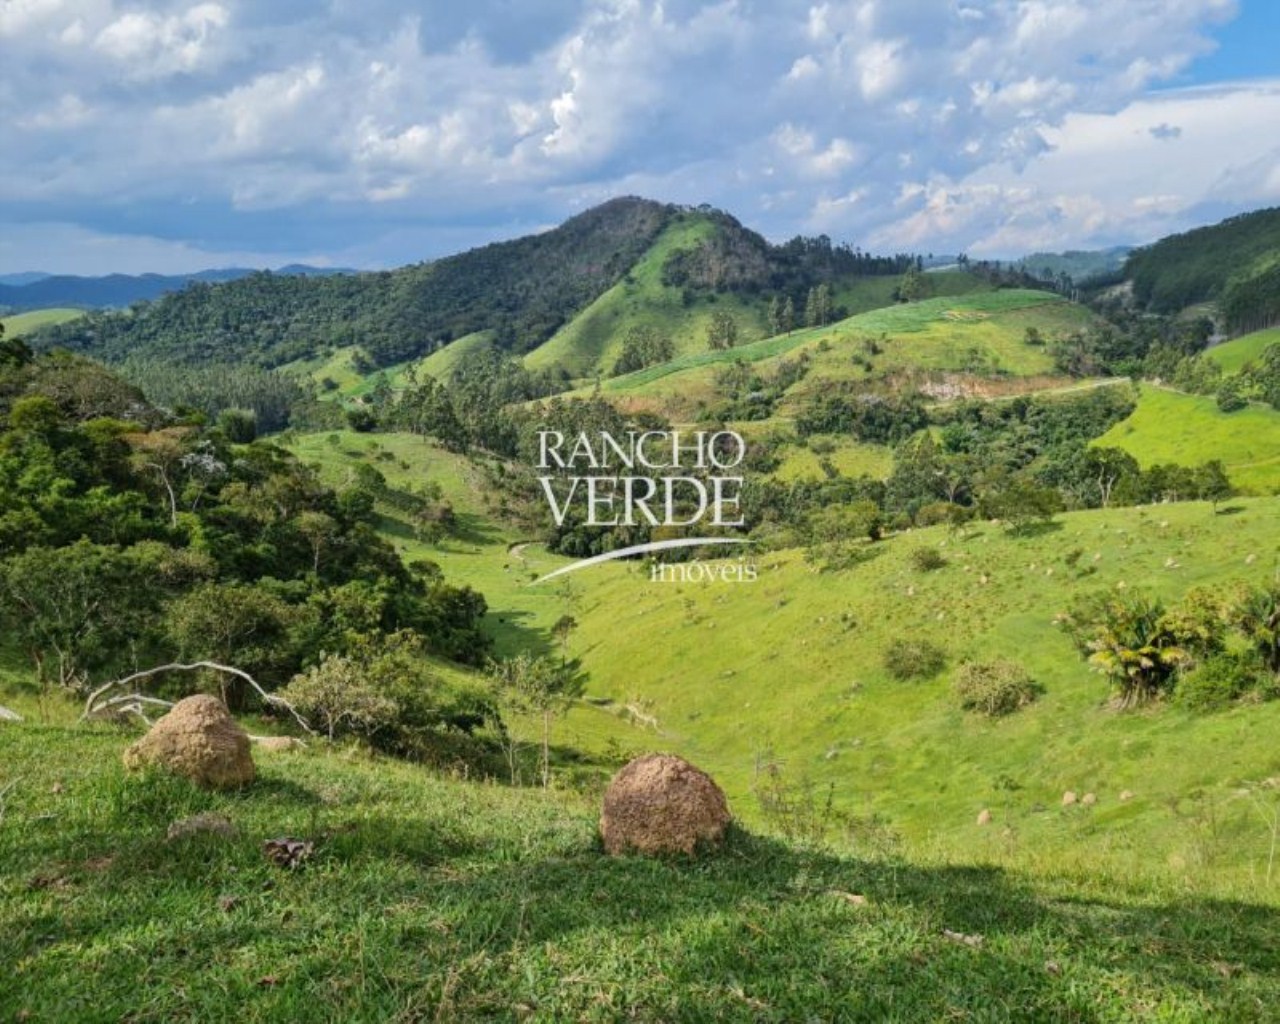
[0,0,1269,272]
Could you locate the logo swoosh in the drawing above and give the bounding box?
[528,537,752,585]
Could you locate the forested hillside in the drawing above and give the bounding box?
[0,329,491,751]
[1124,206,1280,330]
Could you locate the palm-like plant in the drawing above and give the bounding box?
[1237,586,1280,674]
[1086,597,1193,708]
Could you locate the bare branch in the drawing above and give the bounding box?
[81,662,315,735]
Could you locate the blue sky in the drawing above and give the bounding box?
[1,0,1277,275]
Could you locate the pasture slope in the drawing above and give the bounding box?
[1095,384,1280,494]
[286,428,1280,889]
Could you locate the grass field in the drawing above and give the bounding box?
[548,496,1280,889]
[5,720,1279,1021]
[1207,328,1280,374]
[0,307,84,336]
[1095,385,1280,493]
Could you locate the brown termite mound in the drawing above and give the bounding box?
[600,753,731,856]
[123,694,255,790]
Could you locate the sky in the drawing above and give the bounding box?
[2,0,1278,275]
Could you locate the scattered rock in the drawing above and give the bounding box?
[600,753,731,856]
[0,704,22,723]
[1081,792,1097,806]
[977,809,992,826]
[1246,553,1257,565]
[829,890,868,907]
[1062,791,1078,806]
[217,894,241,912]
[252,736,305,753]
[1045,960,1062,976]
[942,929,984,948]
[50,781,64,795]
[263,837,314,870]
[167,812,238,842]
[1119,790,1134,802]
[123,694,255,790]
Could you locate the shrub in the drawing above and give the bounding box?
[910,546,948,572]
[280,655,400,740]
[1175,652,1265,712]
[953,660,1041,717]
[883,638,947,681]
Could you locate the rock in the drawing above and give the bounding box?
[0,704,22,723]
[123,694,255,790]
[167,812,238,842]
[1081,792,1097,806]
[601,753,730,856]
[977,809,992,826]
[1062,790,1078,806]
[1119,790,1134,802]
[252,736,305,753]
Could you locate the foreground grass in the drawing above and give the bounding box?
[3,723,1279,1022]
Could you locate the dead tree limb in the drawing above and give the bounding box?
[81,662,315,735]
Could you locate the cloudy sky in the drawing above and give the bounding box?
[2,0,1278,274]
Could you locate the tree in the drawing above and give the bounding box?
[279,654,399,740]
[781,296,795,335]
[487,652,585,788]
[705,310,739,351]
[1194,460,1233,511]
[0,540,148,690]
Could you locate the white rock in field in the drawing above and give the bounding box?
[977,809,992,826]
[1081,793,1097,806]
[1062,791,1078,806]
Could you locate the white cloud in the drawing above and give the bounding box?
[0,0,1269,272]
[93,3,230,79]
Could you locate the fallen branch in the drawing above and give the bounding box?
[82,662,315,735]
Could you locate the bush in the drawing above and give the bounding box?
[953,660,1041,717]
[883,638,947,681]
[910,546,948,572]
[280,655,400,740]
[1174,652,1266,712]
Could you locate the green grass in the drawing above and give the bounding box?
[1206,328,1280,374]
[1095,385,1280,493]
[549,497,1280,888]
[1,307,84,336]
[526,216,770,378]
[3,720,1280,1021]
[771,436,895,482]
[419,330,496,381]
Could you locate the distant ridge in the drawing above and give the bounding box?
[0,265,351,313]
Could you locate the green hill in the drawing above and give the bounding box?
[524,215,769,378]
[1207,327,1280,374]
[1095,384,1280,493]
[1125,207,1280,328]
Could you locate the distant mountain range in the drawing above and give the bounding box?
[0,265,351,313]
